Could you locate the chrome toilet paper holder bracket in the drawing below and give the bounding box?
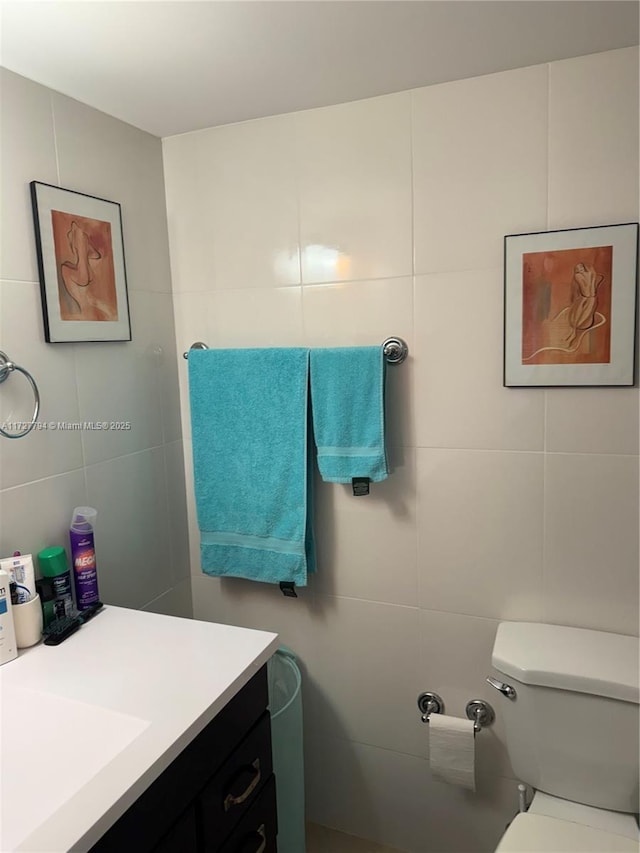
[417,693,495,735]
[465,699,495,734]
[417,692,444,723]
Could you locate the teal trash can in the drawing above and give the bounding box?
[267,646,305,853]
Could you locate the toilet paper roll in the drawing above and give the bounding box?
[428,714,475,791]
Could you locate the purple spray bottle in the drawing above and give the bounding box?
[70,507,100,611]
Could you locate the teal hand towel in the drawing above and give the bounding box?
[310,346,388,483]
[188,348,315,586]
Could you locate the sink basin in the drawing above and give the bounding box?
[1,685,149,850]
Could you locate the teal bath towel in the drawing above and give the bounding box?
[310,346,388,483]
[188,348,315,586]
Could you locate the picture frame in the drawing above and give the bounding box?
[30,181,131,343]
[504,222,638,387]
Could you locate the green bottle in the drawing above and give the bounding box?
[35,577,57,628]
[38,547,74,619]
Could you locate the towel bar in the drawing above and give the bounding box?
[183,337,409,364]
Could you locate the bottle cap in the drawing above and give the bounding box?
[38,546,69,577]
[70,506,97,532]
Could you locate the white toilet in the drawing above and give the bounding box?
[489,621,639,852]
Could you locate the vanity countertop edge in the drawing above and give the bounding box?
[0,605,279,852]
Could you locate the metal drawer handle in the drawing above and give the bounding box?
[223,758,261,812]
[253,824,267,853]
[233,823,266,853]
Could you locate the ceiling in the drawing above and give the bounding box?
[1,1,638,138]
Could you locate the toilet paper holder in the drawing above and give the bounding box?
[417,693,495,735]
[417,692,445,722]
[465,699,495,734]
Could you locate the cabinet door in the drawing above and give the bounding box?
[153,805,199,853]
[200,713,273,850]
[216,775,277,853]
[90,666,269,853]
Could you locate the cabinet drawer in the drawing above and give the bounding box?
[200,712,273,850]
[217,775,277,853]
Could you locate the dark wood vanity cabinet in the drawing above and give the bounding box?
[91,665,277,853]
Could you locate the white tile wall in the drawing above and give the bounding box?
[416,448,544,621]
[85,448,173,608]
[0,470,88,559]
[546,387,639,455]
[52,92,173,293]
[412,65,548,274]
[0,71,58,283]
[210,287,305,347]
[164,47,639,851]
[543,453,639,636]
[164,440,191,585]
[163,132,216,293]
[302,278,413,347]
[418,609,514,779]
[142,577,194,619]
[548,47,640,229]
[0,69,191,618]
[164,115,301,291]
[296,94,412,284]
[413,270,545,451]
[304,734,519,853]
[313,448,417,606]
[303,595,423,757]
[0,280,83,489]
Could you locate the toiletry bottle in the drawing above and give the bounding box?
[36,577,57,629]
[69,507,100,611]
[0,553,36,603]
[0,569,18,665]
[38,547,74,618]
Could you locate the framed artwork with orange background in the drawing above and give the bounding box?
[31,182,131,342]
[504,223,638,386]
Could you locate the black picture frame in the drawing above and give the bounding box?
[504,222,638,387]
[31,181,132,343]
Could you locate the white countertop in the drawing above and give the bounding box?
[0,606,279,852]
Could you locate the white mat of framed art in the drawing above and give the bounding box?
[504,222,638,387]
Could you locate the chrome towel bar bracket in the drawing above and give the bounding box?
[183,341,208,359]
[381,337,408,365]
[0,351,40,439]
[183,337,409,364]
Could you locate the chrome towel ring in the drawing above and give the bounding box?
[0,351,40,439]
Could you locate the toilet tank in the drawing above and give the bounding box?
[491,622,639,813]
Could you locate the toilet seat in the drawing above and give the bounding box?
[495,813,640,853]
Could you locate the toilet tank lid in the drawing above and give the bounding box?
[492,622,639,704]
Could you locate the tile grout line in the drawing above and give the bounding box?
[1,444,167,494]
[542,61,550,622]
[50,93,61,187]
[409,92,421,625]
[173,264,507,295]
[312,591,504,623]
